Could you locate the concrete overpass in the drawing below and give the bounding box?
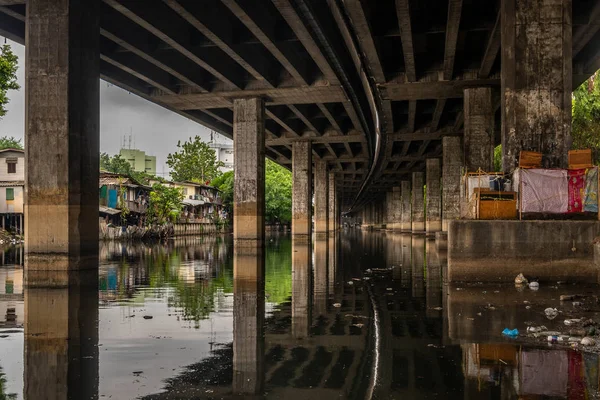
[1,1,598,240]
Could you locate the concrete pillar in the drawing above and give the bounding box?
[25,0,100,271]
[501,0,572,171]
[401,181,412,232]
[233,265,265,394]
[24,271,99,400]
[426,158,442,235]
[314,160,328,234]
[292,238,311,339]
[388,187,402,231]
[463,87,494,172]
[328,172,336,232]
[292,141,312,237]
[233,98,265,250]
[442,137,462,232]
[411,172,425,233]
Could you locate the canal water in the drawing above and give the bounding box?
[0,231,599,399]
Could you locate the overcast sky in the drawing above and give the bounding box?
[0,40,232,177]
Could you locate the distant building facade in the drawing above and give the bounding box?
[209,142,233,173]
[119,148,157,175]
[0,149,24,234]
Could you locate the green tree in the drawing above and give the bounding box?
[0,45,19,119]
[210,170,233,213]
[572,70,600,163]
[166,136,224,183]
[146,184,184,225]
[100,152,154,185]
[265,159,292,224]
[0,136,22,150]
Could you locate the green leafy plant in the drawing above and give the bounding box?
[167,136,224,183]
[0,136,21,150]
[0,44,19,119]
[146,184,184,225]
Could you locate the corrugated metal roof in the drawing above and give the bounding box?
[182,199,205,206]
[0,181,23,187]
[99,205,121,215]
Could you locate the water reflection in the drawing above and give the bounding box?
[0,232,597,398]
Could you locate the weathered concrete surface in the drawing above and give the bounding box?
[292,237,311,339]
[442,137,462,232]
[412,172,425,233]
[463,87,494,172]
[328,172,336,232]
[501,0,572,171]
[388,186,401,231]
[314,160,328,234]
[233,98,265,247]
[426,158,442,235]
[292,141,312,237]
[412,236,425,297]
[233,273,265,395]
[401,180,412,232]
[25,0,100,271]
[24,270,98,399]
[448,220,600,282]
[313,237,328,317]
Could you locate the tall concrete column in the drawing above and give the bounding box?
[292,141,312,237]
[426,158,442,235]
[463,87,494,172]
[401,181,412,232]
[501,0,572,171]
[314,160,328,234]
[442,137,462,232]
[389,186,401,231]
[26,0,100,271]
[412,172,425,233]
[328,172,336,232]
[233,98,265,250]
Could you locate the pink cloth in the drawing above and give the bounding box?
[520,169,568,213]
[568,169,586,213]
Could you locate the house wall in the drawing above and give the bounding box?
[0,186,24,214]
[0,151,24,181]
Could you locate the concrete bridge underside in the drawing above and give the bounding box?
[0,0,598,262]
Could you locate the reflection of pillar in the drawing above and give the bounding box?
[313,237,328,318]
[426,158,441,236]
[411,236,425,298]
[314,160,328,234]
[387,233,403,280]
[24,270,99,399]
[233,98,265,250]
[425,240,442,318]
[401,181,412,232]
[400,234,412,288]
[233,245,265,395]
[328,232,336,295]
[25,0,100,271]
[292,238,312,339]
[292,141,312,237]
[411,172,425,234]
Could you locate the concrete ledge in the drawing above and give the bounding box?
[448,220,600,282]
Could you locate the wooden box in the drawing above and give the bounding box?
[568,149,593,169]
[474,189,518,220]
[519,151,542,168]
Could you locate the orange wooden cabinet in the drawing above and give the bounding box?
[474,189,518,220]
[568,149,593,169]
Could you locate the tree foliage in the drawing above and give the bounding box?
[265,159,292,224]
[0,45,19,119]
[0,136,22,150]
[166,136,224,183]
[146,184,184,225]
[572,70,600,163]
[100,152,154,185]
[210,170,233,212]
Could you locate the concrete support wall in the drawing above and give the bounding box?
[292,141,312,237]
[233,98,265,248]
[328,172,336,232]
[389,186,402,231]
[426,158,442,235]
[442,137,462,232]
[412,172,425,233]
[25,0,100,271]
[401,181,412,232]
[314,160,328,234]
[463,87,494,172]
[501,0,572,171]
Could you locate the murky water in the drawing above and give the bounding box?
[0,231,599,399]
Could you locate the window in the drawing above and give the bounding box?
[6,188,14,201]
[7,161,16,174]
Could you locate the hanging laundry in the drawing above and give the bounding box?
[584,167,598,212]
[520,169,568,213]
[568,169,586,213]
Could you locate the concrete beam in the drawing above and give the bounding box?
[380,79,500,101]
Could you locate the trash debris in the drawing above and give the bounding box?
[564,319,583,326]
[573,301,582,306]
[568,337,582,343]
[347,281,354,285]
[545,308,559,319]
[515,273,528,284]
[333,303,342,308]
[581,337,596,346]
[560,294,584,301]
[430,307,443,311]
[527,326,547,333]
[351,323,364,328]
[583,319,596,327]
[502,328,519,337]
[529,281,540,290]
[526,306,531,309]
[569,329,587,336]
[143,315,153,320]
